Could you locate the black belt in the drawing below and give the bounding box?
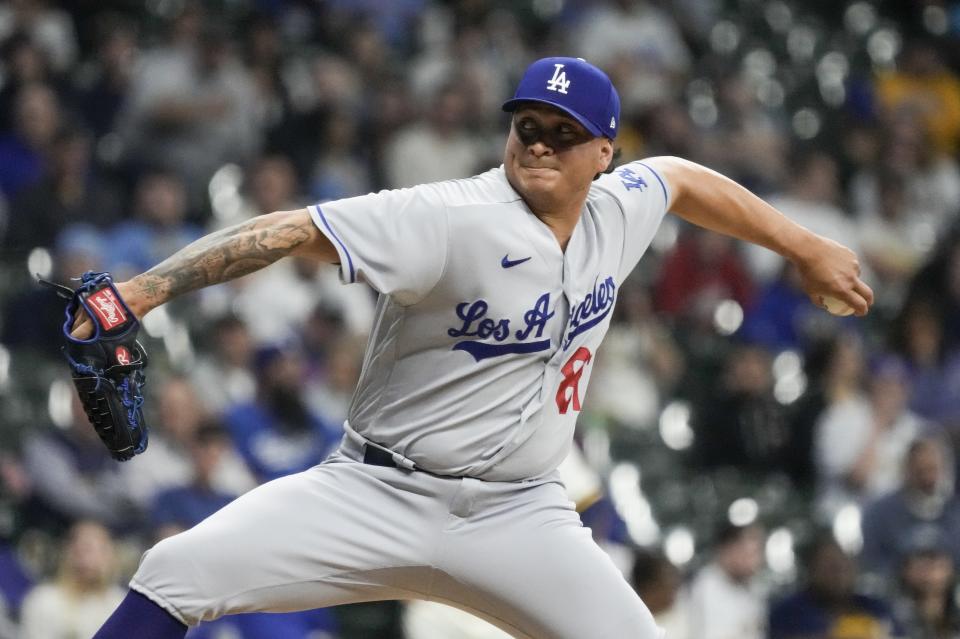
[362,444,400,468]
[360,444,453,478]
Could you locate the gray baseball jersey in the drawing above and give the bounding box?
[129,161,670,639]
[310,161,668,480]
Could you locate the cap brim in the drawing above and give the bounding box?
[502,97,605,138]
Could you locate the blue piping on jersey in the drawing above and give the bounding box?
[453,339,551,362]
[636,161,669,207]
[315,205,356,283]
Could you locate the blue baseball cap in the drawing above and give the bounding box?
[502,57,620,139]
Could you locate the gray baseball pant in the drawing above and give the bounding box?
[130,440,663,639]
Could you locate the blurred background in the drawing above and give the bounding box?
[0,0,959,637]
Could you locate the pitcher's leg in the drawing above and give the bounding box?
[438,480,663,639]
[131,456,447,626]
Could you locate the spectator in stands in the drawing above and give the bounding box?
[855,170,937,311]
[744,149,860,284]
[119,8,262,202]
[892,533,960,639]
[209,152,373,342]
[2,223,106,359]
[19,520,124,639]
[72,14,139,141]
[240,13,307,160]
[0,32,54,135]
[573,0,692,113]
[200,151,299,234]
[106,168,203,277]
[631,548,690,639]
[310,108,373,201]
[223,343,340,482]
[231,255,332,343]
[243,153,301,222]
[590,279,684,429]
[791,329,860,489]
[0,0,78,73]
[739,262,850,354]
[874,42,960,158]
[20,387,140,533]
[861,436,960,578]
[692,342,791,475]
[769,533,912,639]
[306,330,364,426]
[6,127,123,254]
[769,533,903,638]
[384,82,481,188]
[189,314,257,415]
[846,114,960,312]
[268,53,365,179]
[815,353,935,518]
[888,295,957,421]
[895,236,960,435]
[706,72,789,193]
[686,522,767,639]
[653,226,755,325]
[150,422,238,540]
[300,303,347,379]
[119,375,255,511]
[0,82,61,200]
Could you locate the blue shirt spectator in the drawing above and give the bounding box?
[770,590,901,639]
[0,83,60,200]
[861,436,960,577]
[105,169,203,276]
[224,344,340,482]
[770,533,904,639]
[148,422,241,538]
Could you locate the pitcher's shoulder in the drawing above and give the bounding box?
[589,161,670,208]
[425,166,523,208]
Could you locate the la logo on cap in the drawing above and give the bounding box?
[546,63,570,94]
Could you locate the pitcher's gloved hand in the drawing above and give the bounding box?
[41,271,149,461]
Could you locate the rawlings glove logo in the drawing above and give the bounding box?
[115,345,131,365]
[88,288,127,329]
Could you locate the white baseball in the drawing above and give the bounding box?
[820,295,854,316]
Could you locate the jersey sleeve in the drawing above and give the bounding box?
[309,185,449,305]
[594,160,671,282]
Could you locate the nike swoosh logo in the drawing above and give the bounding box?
[501,254,532,268]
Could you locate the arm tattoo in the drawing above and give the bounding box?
[129,215,312,309]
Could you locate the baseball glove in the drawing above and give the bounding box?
[41,271,149,461]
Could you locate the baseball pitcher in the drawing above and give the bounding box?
[87,58,872,639]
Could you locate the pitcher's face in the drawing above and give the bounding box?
[503,104,612,209]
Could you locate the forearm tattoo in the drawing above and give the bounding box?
[130,214,312,309]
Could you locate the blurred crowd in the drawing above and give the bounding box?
[0,0,959,637]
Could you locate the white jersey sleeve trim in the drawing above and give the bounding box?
[309,204,356,284]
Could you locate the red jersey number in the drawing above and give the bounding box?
[555,347,592,414]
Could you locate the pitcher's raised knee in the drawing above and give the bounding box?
[130,532,225,625]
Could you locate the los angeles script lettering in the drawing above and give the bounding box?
[562,276,616,349]
[448,292,554,342]
[448,293,554,361]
